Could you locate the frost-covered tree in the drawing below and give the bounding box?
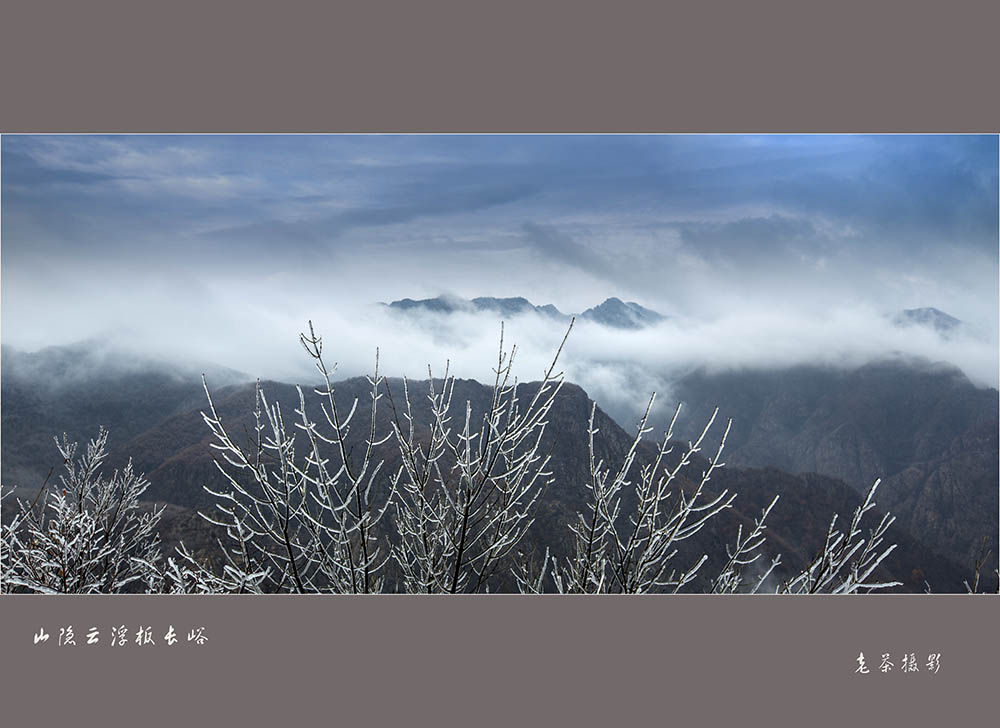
[535,397,738,593]
[1,485,22,589]
[3,428,164,594]
[387,322,571,593]
[776,479,901,594]
[515,401,900,595]
[185,323,394,594]
[189,320,573,594]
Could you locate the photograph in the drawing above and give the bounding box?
[3,134,996,595]
[2,3,999,725]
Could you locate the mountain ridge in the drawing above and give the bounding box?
[384,295,667,329]
[891,307,964,336]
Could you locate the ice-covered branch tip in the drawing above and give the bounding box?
[3,429,164,594]
[778,479,901,594]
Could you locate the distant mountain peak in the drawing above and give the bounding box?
[579,297,666,330]
[891,307,963,336]
[469,296,562,317]
[386,295,565,320]
[385,295,666,330]
[386,295,469,314]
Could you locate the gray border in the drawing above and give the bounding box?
[1,1,999,132]
[1,1,998,724]
[2,594,997,725]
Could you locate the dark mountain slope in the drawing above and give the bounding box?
[1,344,245,488]
[669,360,998,567]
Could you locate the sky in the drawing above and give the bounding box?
[2,134,998,410]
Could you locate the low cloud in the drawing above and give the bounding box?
[4,268,995,435]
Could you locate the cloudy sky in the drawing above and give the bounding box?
[2,135,997,400]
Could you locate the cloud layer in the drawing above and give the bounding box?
[3,134,997,418]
